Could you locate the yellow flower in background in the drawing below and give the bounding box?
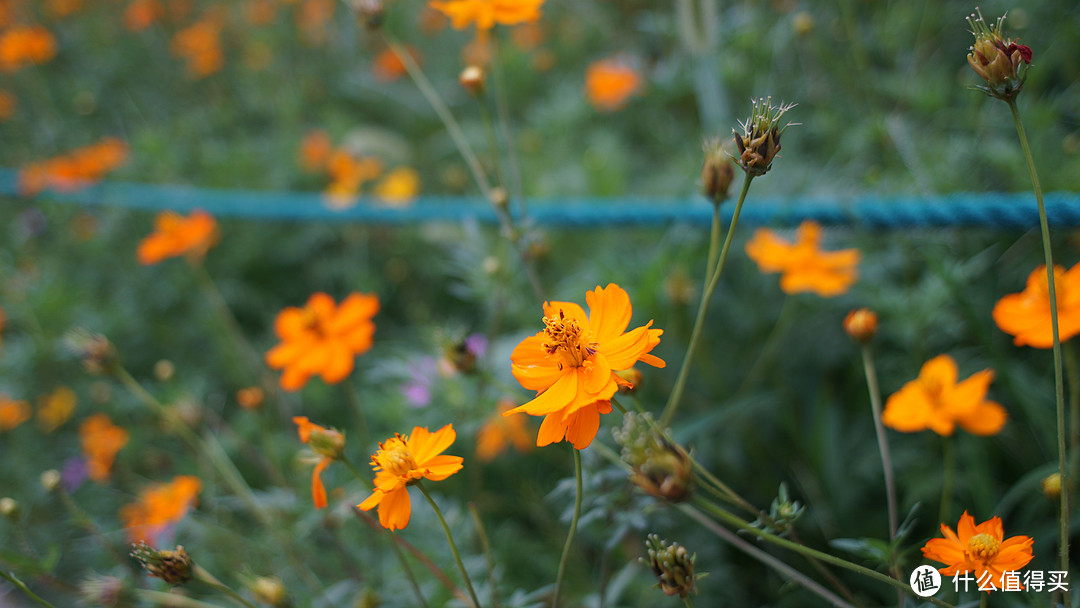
[357,424,463,530]
[992,264,1080,349]
[476,400,532,461]
[922,511,1034,588]
[745,220,859,297]
[0,395,31,431]
[37,386,77,433]
[506,284,664,450]
[373,167,421,207]
[79,413,129,482]
[882,354,1006,436]
[120,475,202,545]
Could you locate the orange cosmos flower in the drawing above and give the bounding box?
[79,413,129,482]
[429,0,545,42]
[992,264,1080,349]
[266,292,379,391]
[124,0,165,31]
[357,424,463,530]
[585,58,642,112]
[476,400,532,461]
[119,475,202,544]
[136,209,218,265]
[0,25,57,72]
[171,12,224,78]
[882,354,1006,436]
[0,395,31,431]
[324,151,383,209]
[236,386,264,410]
[18,138,128,196]
[922,511,1033,589]
[293,416,345,509]
[372,46,419,82]
[506,284,664,450]
[745,220,860,297]
[298,130,332,172]
[37,386,77,433]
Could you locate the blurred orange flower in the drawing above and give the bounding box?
[171,12,224,78]
[79,413,129,482]
[324,151,383,208]
[429,0,545,42]
[37,386,77,433]
[120,475,202,544]
[585,58,641,112]
[136,209,218,265]
[266,292,379,391]
[0,25,57,72]
[298,130,332,172]
[922,511,1033,588]
[506,284,664,450]
[0,395,31,431]
[357,424,463,530]
[882,354,1006,436]
[18,137,128,196]
[373,167,420,207]
[296,0,333,45]
[244,0,277,25]
[476,400,532,461]
[0,89,12,121]
[992,264,1080,349]
[745,220,859,297]
[372,46,419,82]
[124,0,165,31]
[236,386,264,410]
[293,416,344,509]
[47,0,81,19]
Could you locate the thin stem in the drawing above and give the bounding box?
[469,503,504,608]
[682,594,696,608]
[553,449,583,608]
[1008,98,1069,596]
[417,482,482,608]
[680,506,854,608]
[194,565,259,608]
[0,571,58,608]
[1066,342,1080,498]
[661,175,754,426]
[860,344,898,541]
[388,533,431,608]
[940,436,954,525]
[979,592,987,608]
[704,202,721,284]
[688,498,957,608]
[733,296,795,398]
[490,36,527,218]
[134,590,229,608]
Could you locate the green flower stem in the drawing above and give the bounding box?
[682,594,696,608]
[388,532,431,608]
[134,590,232,608]
[1008,98,1069,597]
[688,498,957,608]
[704,201,721,284]
[1066,341,1080,496]
[661,175,754,426]
[940,436,954,525]
[490,36,527,218]
[0,571,58,608]
[860,344,898,542]
[679,506,854,608]
[979,592,987,608]
[553,448,583,608]
[193,564,259,608]
[417,482,482,608]
[733,296,795,399]
[469,503,504,608]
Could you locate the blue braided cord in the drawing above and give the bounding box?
[3,168,1079,228]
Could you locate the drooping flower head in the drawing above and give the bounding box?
[505,284,664,450]
[120,476,202,545]
[733,96,796,177]
[428,0,545,44]
[79,413,129,482]
[745,220,860,297]
[882,354,1006,436]
[922,511,1034,589]
[293,416,345,509]
[265,292,379,391]
[357,424,463,530]
[584,57,642,112]
[136,210,218,265]
[966,9,1031,102]
[992,264,1080,349]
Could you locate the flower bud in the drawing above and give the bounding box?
[966,9,1031,102]
[154,360,175,381]
[64,329,118,376]
[488,186,509,209]
[615,367,642,394]
[236,386,265,410]
[352,0,383,29]
[459,65,485,96]
[40,469,62,492]
[733,97,797,177]
[644,534,698,598]
[308,427,346,461]
[700,137,735,204]
[613,413,693,502]
[131,542,193,586]
[843,308,878,343]
[249,576,288,607]
[1042,472,1062,500]
[0,497,19,519]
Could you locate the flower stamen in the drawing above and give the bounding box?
[541,310,596,368]
[967,533,1001,561]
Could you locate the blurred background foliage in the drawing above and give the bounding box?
[1,0,1079,606]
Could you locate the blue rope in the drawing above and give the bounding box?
[3,168,1079,229]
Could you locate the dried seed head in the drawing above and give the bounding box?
[613,413,693,502]
[131,542,193,586]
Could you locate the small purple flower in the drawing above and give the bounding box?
[62,457,87,493]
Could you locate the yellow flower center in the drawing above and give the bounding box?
[372,435,417,478]
[967,533,1001,561]
[541,309,595,369]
